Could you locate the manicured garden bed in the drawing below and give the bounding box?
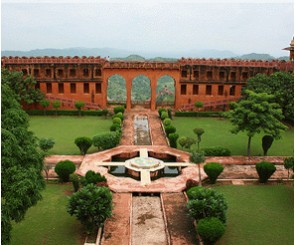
[10,183,84,245]
[29,116,112,155]
[213,185,294,245]
[173,117,293,156]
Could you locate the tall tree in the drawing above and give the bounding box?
[1,84,45,245]
[1,68,44,105]
[246,71,294,122]
[226,90,287,157]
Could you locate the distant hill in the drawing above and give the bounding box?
[112,54,146,61]
[234,53,275,60]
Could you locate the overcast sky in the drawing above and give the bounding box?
[1,0,294,57]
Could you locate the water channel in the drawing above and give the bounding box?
[134,115,151,145]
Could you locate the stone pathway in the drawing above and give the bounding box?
[148,112,168,146]
[162,193,198,245]
[101,193,132,245]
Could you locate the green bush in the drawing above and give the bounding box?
[164,125,176,136]
[163,118,172,126]
[168,133,179,148]
[204,162,224,184]
[92,132,121,151]
[161,111,169,120]
[55,160,76,182]
[174,111,222,117]
[74,101,85,116]
[112,117,122,125]
[81,170,107,186]
[74,137,92,155]
[112,112,124,121]
[187,186,228,223]
[284,157,294,179]
[197,217,225,245]
[39,138,55,152]
[101,109,109,118]
[158,108,166,117]
[52,100,61,114]
[114,106,125,114]
[262,135,274,156]
[67,184,112,234]
[110,123,121,132]
[255,161,276,183]
[194,101,204,108]
[70,173,80,192]
[167,108,173,119]
[179,136,196,150]
[202,147,231,156]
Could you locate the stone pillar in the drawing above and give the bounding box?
[150,77,156,111]
[126,77,132,111]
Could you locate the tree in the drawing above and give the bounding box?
[284,157,294,180]
[39,99,50,115]
[74,137,92,155]
[262,135,274,156]
[246,72,294,122]
[52,100,61,115]
[1,69,44,105]
[39,138,55,153]
[67,184,112,234]
[2,84,45,244]
[75,101,85,116]
[194,101,203,111]
[226,90,287,157]
[193,128,205,151]
[190,151,205,186]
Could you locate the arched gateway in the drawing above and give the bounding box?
[1,56,293,111]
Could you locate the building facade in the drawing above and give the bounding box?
[1,56,293,111]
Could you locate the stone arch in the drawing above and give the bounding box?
[131,75,151,108]
[107,74,126,104]
[156,75,175,107]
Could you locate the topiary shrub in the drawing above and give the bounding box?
[158,108,166,117]
[202,147,231,156]
[112,112,124,121]
[67,184,112,234]
[39,138,55,153]
[284,156,294,180]
[74,137,92,155]
[74,101,85,116]
[168,133,179,148]
[114,106,125,114]
[110,123,121,132]
[70,173,80,192]
[179,136,196,150]
[92,132,121,151]
[167,108,173,119]
[255,161,276,183]
[262,135,274,156]
[52,100,61,115]
[164,125,176,136]
[163,118,172,127]
[204,162,224,184]
[197,217,225,245]
[187,186,228,223]
[112,117,122,125]
[81,170,107,186]
[161,111,169,120]
[55,160,76,182]
[195,101,204,109]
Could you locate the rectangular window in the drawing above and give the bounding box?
[45,69,51,77]
[96,83,101,93]
[230,72,236,82]
[207,71,213,80]
[70,69,76,77]
[70,83,76,93]
[33,69,39,77]
[193,70,199,79]
[218,85,224,95]
[230,85,236,96]
[242,72,248,80]
[193,84,199,95]
[206,85,212,95]
[84,83,90,93]
[219,71,225,80]
[181,70,187,78]
[181,84,187,95]
[58,83,64,93]
[46,83,52,93]
[58,69,63,77]
[83,68,89,77]
[95,69,102,76]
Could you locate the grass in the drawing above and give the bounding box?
[29,116,112,155]
[213,185,294,245]
[11,183,84,245]
[173,117,294,156]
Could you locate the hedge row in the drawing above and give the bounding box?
[26,109,104,116]
[175,111,222,117]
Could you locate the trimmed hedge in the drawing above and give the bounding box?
[202,147,231,156]
[164,125,176,135]
[175,111,222,117]
[158,108,166,117]
[74,137,92,155]
[161,111,169,120]
[114,106,125,114]
[92,132,121,151]
[26,109,105,116]
[55,160,76,182]
[168,133,179,148]
[197,217,225,245]
[81,170,107,186]
[204,162,224,184]
[256,161,276,183]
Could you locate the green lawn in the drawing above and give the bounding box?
[29,116,112,155]
[214,185,294,245]
[173,117,293,156]
[11,183,84,245]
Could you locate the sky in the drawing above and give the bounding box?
[1,0,294,57]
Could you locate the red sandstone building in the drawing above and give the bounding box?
[1,56,293,111]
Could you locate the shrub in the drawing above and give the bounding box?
[101,109,109,118]
[70,173,80,192]
[161,111,169,120]
[163,118,172,126]
[39,138,55,152]
[112,112,124,121]
[164,125,176,136]
[67,184,112,234]
[81,170,107,186]
[158,108,166,117]
[52,100,61,112]
[194,101,204,109]
[167,108,173,119]
[178,136,187,149]
[262,135,274,156]
[197,217,225,245]
[202,147,231,156]
[168,133,179,148]
[187,186,228,223]
[114,106,125,114]
[74,137,92,155]
[204,162,224,184]
[284,157,294,180]
[39,99,50,115]
[92,132,121,151]
[55,160,76,182]
[174,111,222,117]
[110,123,121,132]
[179,137,196,150]
[75,101,85,116]
[112,117,122,125]
[255,161,276,183]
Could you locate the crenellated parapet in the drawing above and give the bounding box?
[103,61,179,70]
